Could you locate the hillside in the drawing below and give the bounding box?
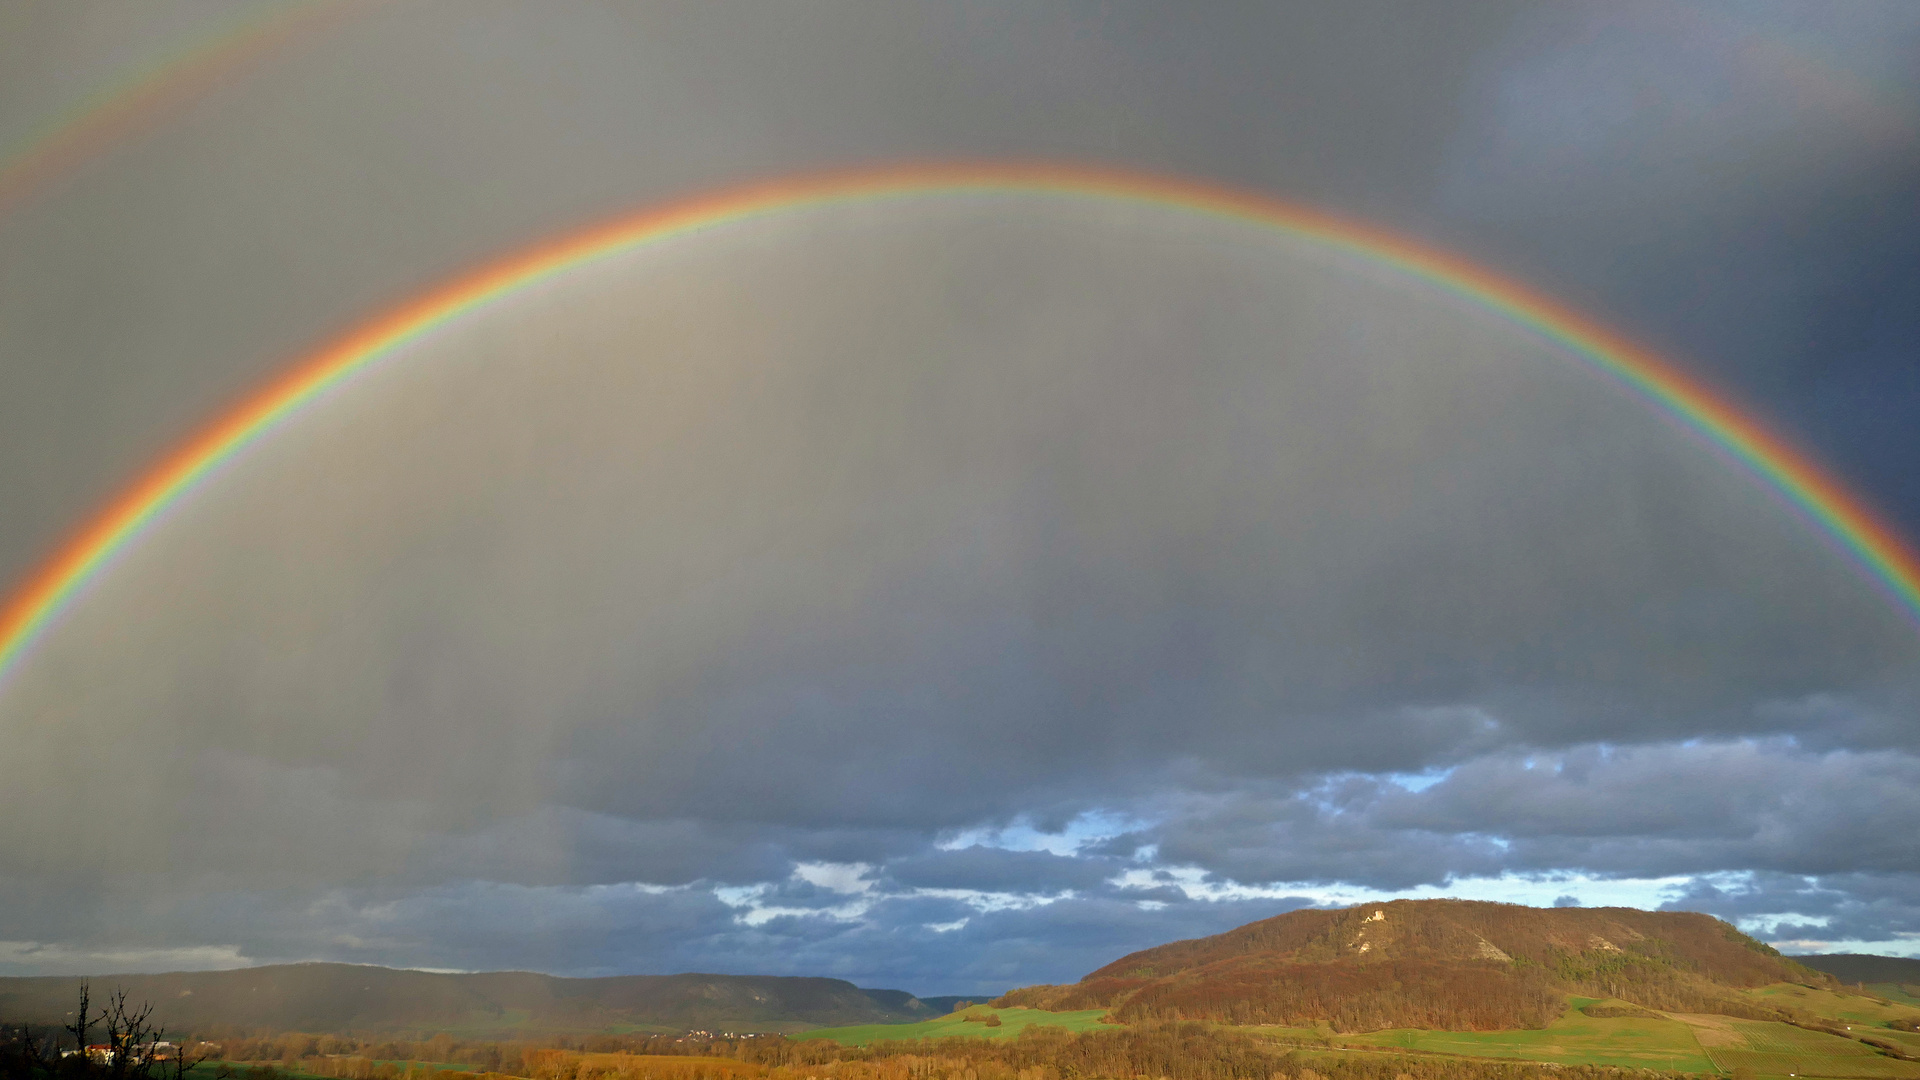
[0,964,941,1035]
[997,899,1835,1032]
[1797,955,1920,988]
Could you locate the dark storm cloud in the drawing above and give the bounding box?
[193,881,748,979]
[3,1,1919,984]
[1132,738,1920,890]
[1437,0,1920,525]
[0,0,1527,598]
[1140,786,1511,892]
[8,197,1909,901]
[1392,742,1920,878]
[6,188,1920,979]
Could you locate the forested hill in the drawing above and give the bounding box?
[1794,953,1920,987]
[997,898,1834,1032]
[0,964,940,1034]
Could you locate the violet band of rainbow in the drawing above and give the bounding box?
[3,162,1916,690]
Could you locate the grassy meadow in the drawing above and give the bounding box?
[1683,1015,1920,1079]
[1279,986,1920,1080]
[794,1007,1114,1046]
[1340,998,1713,1072]
[1866,986,1920,1009]
[1745,985,1920,1030]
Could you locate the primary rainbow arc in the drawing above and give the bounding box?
[3,162,1917,687]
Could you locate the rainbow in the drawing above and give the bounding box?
[3,162,1917,686]
[0,2,353,220]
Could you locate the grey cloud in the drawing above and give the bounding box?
[1113,738,1920,894]
[1388,741,1920,876]
[0,0,1523,599]
[1144,790,1510,891]
[213,881,749,978]
[4,1,1919,987]
[1663,871,1920,953]
[884,847,1119,894]
[8,199,1910,901]
[1437,0,1920,526]
[862,894,1322,992]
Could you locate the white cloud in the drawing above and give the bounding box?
[1107,865,1694,911]
[905,887,1077,914]
[1780,936,1920,959]
[0,941,253,976]
[792,862,876,894]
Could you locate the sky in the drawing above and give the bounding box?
[0,0,1918,995]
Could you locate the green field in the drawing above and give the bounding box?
[1235,1024,1339,1048]
[1867,986,1920,1009]
[187,1066,330,1080]
[1329,989,1920,1079]
[795,1008,1115,1046]
[1331,982,1920,1076]
[1344,998,1713,1072]
[1746,984,1920,1030]
[1699,1019,1919,1080]
[1873,1030,1920,1054]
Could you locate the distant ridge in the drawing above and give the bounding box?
[0,964,941,1035]
[915,995,990,1015]
[1795,954,1920,987]
[997,898,1834,1032]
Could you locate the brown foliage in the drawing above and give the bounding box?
[526,1052,762,1080]
[1113,958,1561,1032]
[1089,901,1814,988]
[991,978,1149,1013]
[1087,910,1349,981]
[1021,899,1830,1032]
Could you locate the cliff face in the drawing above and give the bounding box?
[998,899,1832,1032]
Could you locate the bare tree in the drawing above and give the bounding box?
[63,985,95,1068]
[98,988,160,1080]
[17,983,188,1080]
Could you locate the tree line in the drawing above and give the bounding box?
[1,984,205,1080]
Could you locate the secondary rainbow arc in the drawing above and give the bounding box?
[0,2,352,219]
[3,162,1917,688]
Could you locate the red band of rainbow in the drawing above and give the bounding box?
[3,162,1916,688]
